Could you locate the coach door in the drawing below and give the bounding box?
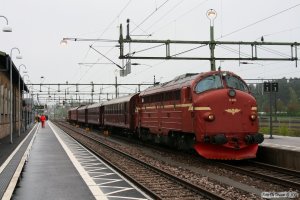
[124,102,128,125]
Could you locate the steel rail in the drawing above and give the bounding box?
[216,161,300,190]
[54,121,226,200]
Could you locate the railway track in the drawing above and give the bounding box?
[95,125,300,191]
[216,160,300,190]
[54,121,227,200]
[105,124,300,191]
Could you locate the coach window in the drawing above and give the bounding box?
[150,95,154,103]
[156,94,161,102]
[124,102,127,113]
[164,92,170,101]
[195,75,223,93]
[174,90,180,100]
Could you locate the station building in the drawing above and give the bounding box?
[0,50,30,139]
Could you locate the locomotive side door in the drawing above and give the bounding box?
[181,86,194,133]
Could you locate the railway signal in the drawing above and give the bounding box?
[263,81,279,139]
[271,82,279,92]
[264,82,271,92]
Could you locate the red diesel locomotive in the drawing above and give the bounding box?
[68,71,264,160]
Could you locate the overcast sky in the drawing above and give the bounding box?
[1,0,300,101]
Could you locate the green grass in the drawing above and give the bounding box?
[258,116,300,137]
[259,125,300,137]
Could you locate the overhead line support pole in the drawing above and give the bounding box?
[209,22,216,71]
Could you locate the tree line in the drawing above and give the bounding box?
[248,78,300,116]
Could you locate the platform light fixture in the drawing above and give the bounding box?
[60,39,68,46]
[10,47,22,144]
[206,9,217,26]
[0,15,12,32]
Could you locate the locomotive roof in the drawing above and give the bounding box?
[140,73,199,96]
[140,71,242,96]
[102,93,139,105]
[77,105,88,110]
[69,106,80,111]
[87,103,102,109]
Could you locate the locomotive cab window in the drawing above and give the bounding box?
[225,75,249,92]
[195,75,223,93]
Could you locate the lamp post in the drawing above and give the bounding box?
[40,76,45,92]
[18,64,26,137]
[0,15,12,32]
[23,74,29,131]
[114,70,118,98]
[26,81,34,125]
[206,9,217,71]
[10,47,22,144]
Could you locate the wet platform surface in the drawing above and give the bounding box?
[0,124,37,199]
[260,135,300,152]
[10,121,150,200]
[12,122,95,200]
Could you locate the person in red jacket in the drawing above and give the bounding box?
[40,114,46,128]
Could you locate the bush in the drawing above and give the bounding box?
[278,125,289,136]
[259,127,270,134]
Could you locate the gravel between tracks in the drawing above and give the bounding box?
[57,122,266,200]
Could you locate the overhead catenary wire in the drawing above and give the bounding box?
[149,0,209,36]
[78,0,133,83]
[257,46,292,58]
[218,45,252,58]
[144,0,185,32]
[131,44,165,55]
[258,26,300,39]
[131,0,170,33]
[89,45,123,69]
[65,0,300,96]
[79,0,208,83]
[130,20,150,36]
[171,44,208,57]
[92,0,133,46]
[220,3,300,39]
[127,0,208,66]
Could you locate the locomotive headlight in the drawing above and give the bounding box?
[228,89,236,97]
[250,113,257,121]
[208,114,215,121]
[203,112,215,121]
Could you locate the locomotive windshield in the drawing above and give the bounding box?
[224,75,249,92]
[195,73,249,93]
[195,75,223,93]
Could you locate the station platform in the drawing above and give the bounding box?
[0,121,151,200]
[261,135,300,151]
[256,135,300,171]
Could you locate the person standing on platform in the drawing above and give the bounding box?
[40,114,46,128]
